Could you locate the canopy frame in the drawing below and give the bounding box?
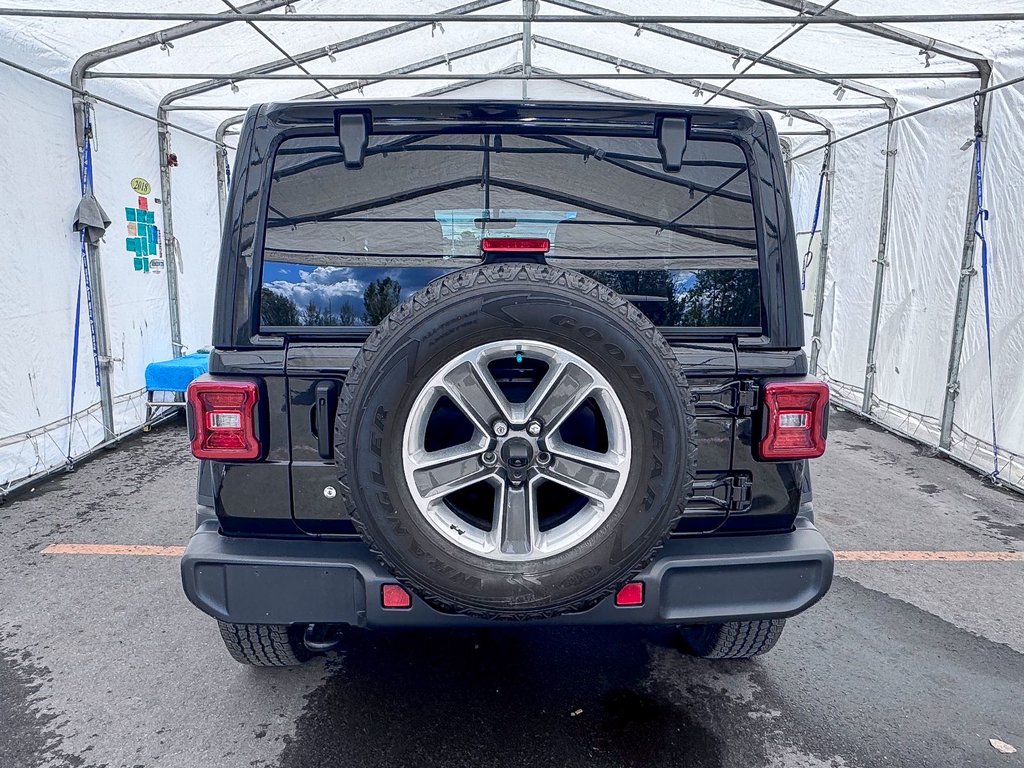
[49,0,992,458]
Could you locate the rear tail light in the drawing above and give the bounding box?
[186,379,260,460]
[759,380,829,460]
[481,237,550,253]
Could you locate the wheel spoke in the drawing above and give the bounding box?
[496,481,535,556]
[527,361,596,431]
[539,446,622,501]
[441,360,511,431]
[410,446,493,499]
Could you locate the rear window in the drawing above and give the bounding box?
[258,131,761,330]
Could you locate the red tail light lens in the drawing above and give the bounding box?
[481,237,550,253]
[186,379,260,460]
[759,380,829,460]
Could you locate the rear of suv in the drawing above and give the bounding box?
[181,100,833,666]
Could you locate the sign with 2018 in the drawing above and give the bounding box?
[124,177,162,274]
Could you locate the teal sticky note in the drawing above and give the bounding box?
[143,257,150,273]
[146,210,155,224]
[133,256,144,271]
[125,207,136,222]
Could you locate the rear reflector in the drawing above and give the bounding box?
[381,584,412,609]
[759,380,830,460]
[186,379,260,461]
[480,237,550,253]
[615,581,644,607]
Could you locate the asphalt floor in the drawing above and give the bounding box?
[1,409,1022,768]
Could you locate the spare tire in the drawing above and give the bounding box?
[336,263,695,620]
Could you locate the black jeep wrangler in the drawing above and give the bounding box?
[181,101,833,666]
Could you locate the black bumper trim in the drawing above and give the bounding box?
[180,519,833,627]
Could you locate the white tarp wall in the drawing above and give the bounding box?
[0,26,223,494]
[954,61,1024,487]
[1,0,1023,494]
[788,47,1024,489]
[0,59,106,485]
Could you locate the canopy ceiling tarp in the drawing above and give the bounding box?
[0,0,1022,495]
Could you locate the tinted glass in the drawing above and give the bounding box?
[260,132,760,329]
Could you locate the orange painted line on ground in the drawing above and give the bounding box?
[835,550,1024,562]
[39,544,1023,562]
[41,543,185,557]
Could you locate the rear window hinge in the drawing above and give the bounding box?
[737,381,758,416]
[728,475,753,511]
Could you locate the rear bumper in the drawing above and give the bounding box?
[180,518,833,628]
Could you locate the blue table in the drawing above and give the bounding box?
[145,352,210,419]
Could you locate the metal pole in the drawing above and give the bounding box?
[789,69,1024,161]
[157,113,183,357]
[522,0,534,99]
[84,69,975,81]
[220,0,336,96]
[6,8,1024,23]
[73,103,116,439]
[758,0,992,75]
[215,120,240,227]
[533,37,842,132]
[298,35,522,100]
[704,0,841,104]
[545,0,895,104]
[164,101,892,112]
[157,0,506,110]
[418,64,641,101]
[780,138,793,186]
[0,56,224,146]
[809,140,836,375]
[861,114,898,413]
[215,146,227,226]
[940,71,993,449]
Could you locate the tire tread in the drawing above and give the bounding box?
[216,622,309,667]
[680,619,786,659]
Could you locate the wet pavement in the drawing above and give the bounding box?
[1,410,1022,768]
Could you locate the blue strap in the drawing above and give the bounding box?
[974,137,1000,479]
[67,266,83,461]
[801,163,827,290]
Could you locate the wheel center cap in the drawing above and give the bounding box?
[501,437,534,470]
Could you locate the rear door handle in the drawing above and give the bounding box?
[315,381,338,460]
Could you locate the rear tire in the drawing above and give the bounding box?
[678,619,786,659]
[217,622,312,667]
